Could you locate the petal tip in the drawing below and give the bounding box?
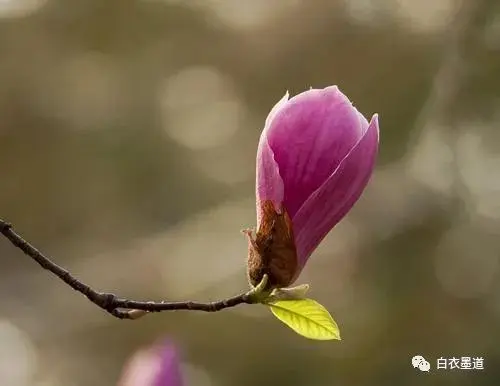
[264,91,290,129]
[368,113,380,142]
[324,84,340,93]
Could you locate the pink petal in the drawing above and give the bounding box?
[255,136,285,228]
[293,114,379,273]
[154,342,183,386]
[118,340,183,386]
[254,86,379,285]
[265,86,365,218]
[255,92,288,226]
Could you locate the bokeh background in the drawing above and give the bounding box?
[0,0,499,385]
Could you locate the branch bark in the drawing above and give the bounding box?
[0,219,258,320]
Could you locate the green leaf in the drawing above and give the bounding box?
[268,299,340,341]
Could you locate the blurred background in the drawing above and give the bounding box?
[0,0,499,385]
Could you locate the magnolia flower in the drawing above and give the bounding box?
[117,340,183,386]
[245,86,379,289]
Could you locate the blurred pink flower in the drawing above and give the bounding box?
[246,86,379,289]
[117,340,183,386]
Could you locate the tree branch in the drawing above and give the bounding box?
[0,219,262,320]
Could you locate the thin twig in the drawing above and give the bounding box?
[0,219,258,320]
